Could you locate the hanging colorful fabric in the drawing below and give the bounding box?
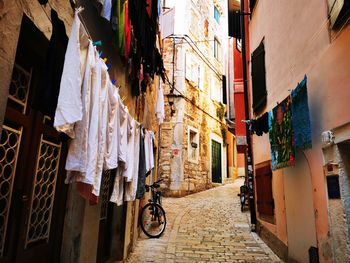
[268,96,295,170]
[116,0,125,56]
[124,2,131,59]
[291,76,312,150]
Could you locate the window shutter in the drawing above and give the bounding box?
[251,42,267,115]
[228,11,241,39]
[255,164,274,216]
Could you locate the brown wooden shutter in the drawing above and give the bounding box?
[255,164,274,216]
[251,42,267,115]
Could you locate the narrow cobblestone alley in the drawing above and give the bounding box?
[126,178,282,263]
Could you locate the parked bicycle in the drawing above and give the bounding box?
[238,177,249,212]
[140,179,167,238]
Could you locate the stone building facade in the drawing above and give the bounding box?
[0,0,161,262]
[159,0,236,197]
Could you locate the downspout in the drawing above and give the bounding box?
[240,0,257,229]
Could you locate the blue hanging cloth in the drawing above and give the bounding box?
[291,76,312,150]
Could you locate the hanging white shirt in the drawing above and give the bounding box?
[54,11,89,138]
[144,130,155,173]
[110,168,124,206]
[104,83,120,170]
[93,60,109,196]
[118,97,129,165]
[156,78,165,124]
[65,40,95,175]
[122,115,137,182]
[124,125,141,202]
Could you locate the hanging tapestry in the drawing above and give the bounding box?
[291,76,312,150]
[269,96,295,170]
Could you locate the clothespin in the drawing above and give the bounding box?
[93,40,102,46]
[103,58,108,63]
[112,79,116,85]
[121,96,126,102]
[76,6,84,14]
[98,50,103,58]
[107,64,112,70]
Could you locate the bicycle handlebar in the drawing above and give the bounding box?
[145,178,164,189]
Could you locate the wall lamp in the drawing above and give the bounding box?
[166,90,181,116]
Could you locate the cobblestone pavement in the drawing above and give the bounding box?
[126,178,282,263]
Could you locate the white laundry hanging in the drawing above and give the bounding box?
[54,11,90,138]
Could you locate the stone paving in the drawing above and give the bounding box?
[126,178,282,263]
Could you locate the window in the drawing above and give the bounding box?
[327,0,350,29]
[213,38,221,60]
[186,53,201,88]
[251,41,267,115]
[255,162,274,223]
[214,6,220,24]
[188,127,199,163]
[210,76,222,102]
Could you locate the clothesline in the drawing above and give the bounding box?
[53,8,161,206]
[75,6,157,132]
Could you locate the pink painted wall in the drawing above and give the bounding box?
[248,0,350,261]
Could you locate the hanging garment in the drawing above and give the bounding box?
[104,83,121,170]
[124,2,132,59]
[93,59,109,196]
[122,114,137,181]
[136,127,147,199]
[65,41,95,174]
[156,78,165,124]
[110,168,125,206]
[291,76,312,150]
[268,96,295,170]
[255,112,269,136]
[101,0,112,21]
[54,11,89,138]
[118,97,129,165]
[32,9,68,117]
[124,125,141,201]
[144,130,155,173]
[116,0,125,56]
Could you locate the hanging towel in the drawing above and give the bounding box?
[291,76,312,150]
[156,78,165,124]
[268,96,295,170]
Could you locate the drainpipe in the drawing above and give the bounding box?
[240,0,257,229]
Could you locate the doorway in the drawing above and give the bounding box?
[211,140,222,183]
[0,15,68,263]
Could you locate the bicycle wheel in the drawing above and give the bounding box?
[140,203,167,238]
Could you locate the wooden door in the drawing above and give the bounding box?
[211,140,222,183]
[0,15,68,263]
